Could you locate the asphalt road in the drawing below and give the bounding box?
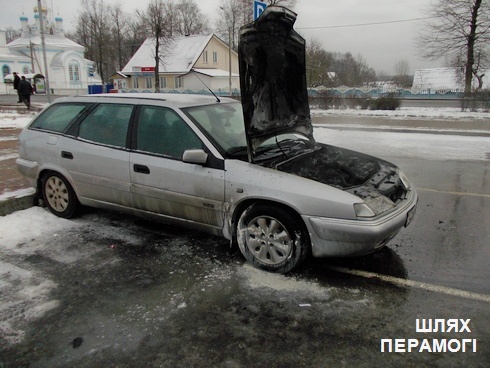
[0,124,488,367]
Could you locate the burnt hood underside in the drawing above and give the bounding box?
[269,143,408,207]
[271,143,382,189]
[238,6,314,159]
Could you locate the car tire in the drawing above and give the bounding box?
[41,172,79,218]
[237,203,309,273]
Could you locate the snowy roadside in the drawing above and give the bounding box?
[0,112,37,129]
[311,106,490,121]
[1,106,490,130]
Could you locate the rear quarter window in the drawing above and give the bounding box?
[30,103,91,133]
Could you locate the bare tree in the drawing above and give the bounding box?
[76,0,113,88]
[394,59,409,76]
[174,0,209,36]
[329,52,376,87]
[305,40,376,87]
[216,0,298,50]
[418,0,490,94]
[305,38,334,87]
[216,0,242,50]
[137,0,173,92]
[267,0,297,7]
[4,27,21,43]
[394,59,412,87]
[110,4,129,71]
[127,18,148,56]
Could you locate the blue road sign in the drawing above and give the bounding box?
[253,0,267,21]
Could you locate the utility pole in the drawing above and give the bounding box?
[228,27,232,96]
[29,41,35,72]
[37,0,51,102]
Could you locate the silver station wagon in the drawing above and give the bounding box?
[16,6,417,273]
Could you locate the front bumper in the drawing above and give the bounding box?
[304,188,418,257]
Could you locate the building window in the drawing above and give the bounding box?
[23,66,30,74]
[159,76,167,89]
[145,76,152,89]
[68,60,80,81]
[175,76,183,89]
[2,65,10,78]
[133,77,139,89]
[213,51,218,63]
[203,50,208,63]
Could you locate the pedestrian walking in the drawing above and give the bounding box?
[13,72,21,103]
[18,76,33,110]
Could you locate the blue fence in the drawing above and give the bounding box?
[307,88,465,100]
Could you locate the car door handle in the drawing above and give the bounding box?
[61,151,73,159]
[133,164,150,174]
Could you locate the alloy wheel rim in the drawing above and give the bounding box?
[45,177,69,212]
[245,216,293,265]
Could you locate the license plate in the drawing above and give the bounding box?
[405,205,416,227]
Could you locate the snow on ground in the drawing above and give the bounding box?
[0,206,77,345]
[0,188,35,201]
[0,112,36,129]
[0,207,77,255]
[311,106,490,120]
[313,128,489,162]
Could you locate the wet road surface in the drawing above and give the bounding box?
[0,126,489,367]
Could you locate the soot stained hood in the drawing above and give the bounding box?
[238,6,314,160]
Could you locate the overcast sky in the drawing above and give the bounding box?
[0,0,443,74]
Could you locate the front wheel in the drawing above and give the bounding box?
[41,172,79,218]
[236,204,309,273]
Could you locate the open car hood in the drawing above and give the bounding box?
[238,6,314,161]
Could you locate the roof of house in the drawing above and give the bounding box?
[121,34,215,75]
[192,68,239,77]
[8,35,85,51]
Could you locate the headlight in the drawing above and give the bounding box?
[354,192,396,218]
[354,203,375,217]
[397,168,410,189]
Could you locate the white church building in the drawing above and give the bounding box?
[0,5,100,95]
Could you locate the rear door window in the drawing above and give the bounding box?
[78,103,133,148]
[30,103,91,133]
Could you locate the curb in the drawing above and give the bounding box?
[0,103,44,113]
[0,189,37,216]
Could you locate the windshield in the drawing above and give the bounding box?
[183,102,247,157]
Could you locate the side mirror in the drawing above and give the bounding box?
[182,149,208,165]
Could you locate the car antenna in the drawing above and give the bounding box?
[193,71,220,102]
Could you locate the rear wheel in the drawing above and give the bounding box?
[41,172,79,218]
[237,204,309,273]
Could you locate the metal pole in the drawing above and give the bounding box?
[228,27,232,96]
[30,42,35,72]
[37,0,51,102]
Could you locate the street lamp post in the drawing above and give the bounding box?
[37,0,51,102]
